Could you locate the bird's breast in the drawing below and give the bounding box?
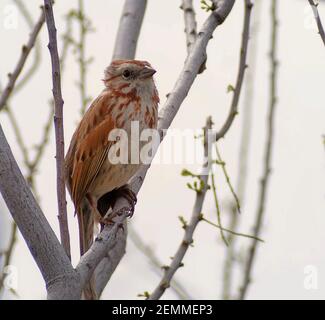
[90,92,158,200]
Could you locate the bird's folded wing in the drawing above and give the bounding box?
[70,115,115,210]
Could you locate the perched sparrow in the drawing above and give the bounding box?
[65,60,159,298]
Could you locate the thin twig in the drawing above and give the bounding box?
[210,171,228,245]
[201,216,264,242]
[0,9,45,112]
[28,15,73,188]
[214,0,253,141]
[43,0,71,260]
[307,0,325,46]
[222,0,262,300]
[239,0,278,300]
[215,144,241,213]
[147,117,213,300]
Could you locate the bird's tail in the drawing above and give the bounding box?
[77,200,97,300]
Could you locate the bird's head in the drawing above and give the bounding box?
[103,60,157,94]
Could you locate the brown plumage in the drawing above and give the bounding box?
[65,60,159,299]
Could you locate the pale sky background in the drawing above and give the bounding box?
[0,0,325,300]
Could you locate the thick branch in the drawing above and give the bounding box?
[0,126,78,299]
[307,0,325,46]
[239,0,278,300]
[80,0,235,296]
[181,0,197,52]
[112,0,147,60]
[0,9,44,111]
[181,0,206,73]
[43,0,71,260]
[94,232,127,297]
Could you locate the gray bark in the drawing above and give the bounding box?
[112,0,147,60]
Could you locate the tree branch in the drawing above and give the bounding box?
[181,0,206,73]
[0,9,44,112]
[214,0,253,142]
[307,0,325,46]
[94,231,127,297]
[210,168,228,245]
[112,0,147,60]
[43,0,71,260]
[181,0,197,52]
[0,125,79,299]
[239,0,278,300]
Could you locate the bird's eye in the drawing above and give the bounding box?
[122,69,132,79]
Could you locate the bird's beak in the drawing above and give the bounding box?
[139,66,156,79]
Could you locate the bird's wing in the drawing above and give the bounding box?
[65,92,116,212]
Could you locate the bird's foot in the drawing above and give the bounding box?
[98,185,137,229]
[114,185,137,218]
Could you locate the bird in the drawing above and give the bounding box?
[65,59,159,299]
